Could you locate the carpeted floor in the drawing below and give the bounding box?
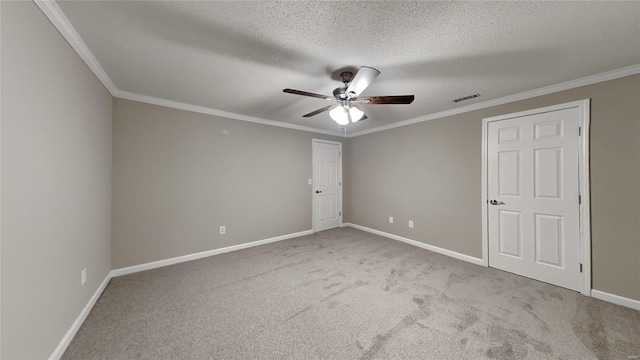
[63,227,640,359]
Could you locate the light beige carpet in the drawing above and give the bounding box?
[63,227,639,359]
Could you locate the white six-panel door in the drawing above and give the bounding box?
[487,107,581,291]
[313,140,341,232]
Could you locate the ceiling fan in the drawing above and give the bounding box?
[283,66,414,125]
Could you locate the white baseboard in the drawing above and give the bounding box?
[591,290,640,311]
[343,223,485,266]
[46,227,640,360]
[48,229,313,359]
[49,273,112,360]
[111,229,314,277]
[345,224,640,311]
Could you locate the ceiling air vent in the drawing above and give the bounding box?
[453,93,481,103]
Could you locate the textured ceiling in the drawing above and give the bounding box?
[57,1,640,134]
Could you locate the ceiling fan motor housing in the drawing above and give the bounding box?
[333,86,348,100]
[339,71,354,84]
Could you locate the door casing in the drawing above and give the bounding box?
[312,139,343,232]
[481,99,591,295]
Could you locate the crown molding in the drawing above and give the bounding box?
[34,0,343,137]
[115,90,344,136]
[347,64,640,138]
[34,0,118,96]
[35,0,639,139]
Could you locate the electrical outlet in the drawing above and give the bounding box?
[81,268,87,285]
[220,226,226,235]
[389,216,394,224]
[409,221,414,228]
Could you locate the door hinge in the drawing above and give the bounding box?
[578,127,581,136]
[339,151,341,156]
[339,181,342,186]
[339,211,342,216]
[580,263,583,273]
[579,194,582,205]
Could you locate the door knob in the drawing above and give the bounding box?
[316,190,322,194]
[490,199,505,205]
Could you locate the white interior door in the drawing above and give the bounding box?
[487,107,581,291]
[313,140,341,232]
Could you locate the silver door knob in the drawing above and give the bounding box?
[490,199,505,205]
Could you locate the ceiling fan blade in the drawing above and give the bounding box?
[345,66,380,98]
[283,88,333,101]
[358,95,415,104]
[302,104,338,117]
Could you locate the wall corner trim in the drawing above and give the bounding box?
[591,290,640,311]
[343,223,484,266]
[115,91,343,137]
[32,0,343,137]
[33,0,118,96]
[32,1,640,139]
[347,64,640,138]
[48,273,112,360]
[111,229,314,277]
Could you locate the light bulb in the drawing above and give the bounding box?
[330,106,349,125]
[349,107,364,122]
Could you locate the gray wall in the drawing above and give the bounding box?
[345,74,640,301]
[1,2,113,359]
[1,2,638,358]
[112,99,342,269]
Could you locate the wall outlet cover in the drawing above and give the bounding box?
[81,268,87,285]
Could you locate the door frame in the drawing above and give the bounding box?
[312,139,343,232]
[481,99,591,296]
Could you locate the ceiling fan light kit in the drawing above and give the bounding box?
[330,105,365,125]
[283,66,415,126]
